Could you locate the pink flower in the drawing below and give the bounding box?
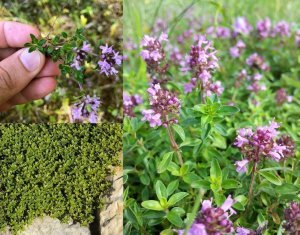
[236,227,252,235]
[235,159,249,173]
[233,17,253,36]
[256,18,272,38]
[142,109,162,127]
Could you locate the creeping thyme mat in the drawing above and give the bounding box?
[0,123,122,234]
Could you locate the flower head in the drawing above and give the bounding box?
[275,88,293,105]
[246,53,269,71]
[230,40,246,58]
[123,92,143,117]
[234,121,294,164]
[142,83,180,127]
[235,159,249,173]
[71,95,101,123]
[182,36,222,96]
[283,202,300,234]
[140,33,168,73]
[256,18,272,38]
[233,17,253,36]
[273,21,290,37]
[177,196,236,235]
[71,41,92,70]
[98,44,122,77]
[236,227,254,235]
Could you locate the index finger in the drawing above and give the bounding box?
[0,21,40,48]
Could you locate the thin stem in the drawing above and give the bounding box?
[184,190,202,235]
[168,0,199,36]
[151,0,163,30]
[166,124,184,166]
[248,161,257,206]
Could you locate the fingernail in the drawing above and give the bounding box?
[19,48,41,71]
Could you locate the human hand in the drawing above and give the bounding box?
[0,21,60,111]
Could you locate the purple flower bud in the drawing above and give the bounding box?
[284,202,300,234]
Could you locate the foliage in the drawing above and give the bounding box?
[0,123,122,234]
[123,0,300,234]
[0,0,123,122]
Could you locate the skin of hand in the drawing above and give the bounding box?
[0,21,60,112]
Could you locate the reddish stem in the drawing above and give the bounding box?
[166,124,184,166]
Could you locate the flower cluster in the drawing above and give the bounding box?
[71,95,101,123]
[233,17,253,36]
[235,69,247,88]
[230,40,246,58]
[140,33,169,73]
[275,88,293,105]
[246,53,269,71]
[123,92,143,117]
[234,121,295,173]
[178,196,236,235]
[142,83,180,127]
[246,73,266,93]
[206,26,231,39]
[283,202,300,234]
[182,36,223,97]
[256,18,272,39]
[273,21,290,37]
[177,29,194,44]
[71,41,92,70]
[98,44,122,77]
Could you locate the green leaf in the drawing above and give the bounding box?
[171,207,185,216]
[179,138,202,147]
[190,180,211,190]
[30,33,38,43]
[232,201,245,211]
[61,32,68,38]
[166,180,179,197]
[160,229,174,235]
[139,173,150,186]
[166,211,184,227]
[157,152,173,173]
[141,200,164,211]
[259,171,282,186]
[201,123,211,140]
[183,173,201,184]
[274,183,299,195]
[214,123,227,136]
[217,105,239,116]
[210,158,222,182]
[172,124,185,141]
[222,179,241,189]
[38,39,46,46]
[155,180,167,200]
[168,192,189,206]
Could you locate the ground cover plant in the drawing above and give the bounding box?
[0,0,122,123]
[0,123,122,234]
[123,0,300,234]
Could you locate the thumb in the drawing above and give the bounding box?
[0,48,45,105]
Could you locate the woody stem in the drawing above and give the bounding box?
[166,124,184,166]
